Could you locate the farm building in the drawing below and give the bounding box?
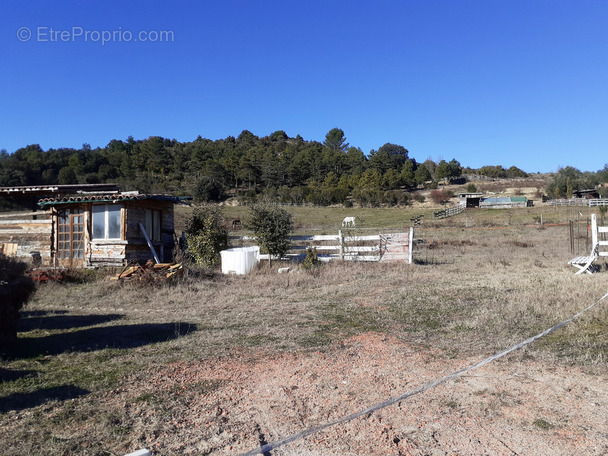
[0,185,186,267]
[459,192,483,208]
[574,188,600,199]
[479,196,529,208]
[458,193,530,209]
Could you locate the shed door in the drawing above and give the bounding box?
[57,208,84,267]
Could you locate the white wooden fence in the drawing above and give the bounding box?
[549,198,608,207]
[230,227,414,263]
[549,198,590,207]
[589,199,608,207]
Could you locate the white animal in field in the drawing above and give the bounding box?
[342,216,356,227]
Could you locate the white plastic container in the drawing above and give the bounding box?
[220,246,260,275]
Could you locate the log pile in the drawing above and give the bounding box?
[111,261,183,282]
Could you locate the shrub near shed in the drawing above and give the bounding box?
[185,206,230,268]
[0,257,36,351]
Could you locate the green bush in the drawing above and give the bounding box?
[301,247,320,270]
[185,206,230,268]
[0,257,36,351]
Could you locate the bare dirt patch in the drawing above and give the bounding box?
[94,333,608,455]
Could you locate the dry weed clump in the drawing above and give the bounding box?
[512,240,533,248]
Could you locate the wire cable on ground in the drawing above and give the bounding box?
[238,291,608,456]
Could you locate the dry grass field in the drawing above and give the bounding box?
[2,204,608,455]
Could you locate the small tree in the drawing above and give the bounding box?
[246,204,293,266]
[0,257,36,351]
[194,176,224,202]
[566,177,573,199]
[414,165,432,187]
[185,205,230,268]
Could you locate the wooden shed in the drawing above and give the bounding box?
[458,192,483,208]
[37,192,183,268]
[0,186,186,268]
[0,184,120,265]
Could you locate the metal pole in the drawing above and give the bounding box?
[139,223,160,263]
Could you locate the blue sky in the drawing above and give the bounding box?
[1,1,606,173]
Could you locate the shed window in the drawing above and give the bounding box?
[145,209,161,242]
[92,205,122,239]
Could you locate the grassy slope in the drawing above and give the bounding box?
[179,202,595,233]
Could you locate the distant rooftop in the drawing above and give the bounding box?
[0,184,121,196]
[482,196,527,203]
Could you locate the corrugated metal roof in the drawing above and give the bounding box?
[38,193,186,207]
[482,196,527,204]
[484,197,511,203]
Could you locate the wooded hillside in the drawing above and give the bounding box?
[2,128,604,205]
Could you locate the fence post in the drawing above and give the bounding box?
[408,226,414,264]
[338,229,344,260]
[569,220,574,254]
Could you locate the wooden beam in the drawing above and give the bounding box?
[138,223,160,263]
[0,210,51,219]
